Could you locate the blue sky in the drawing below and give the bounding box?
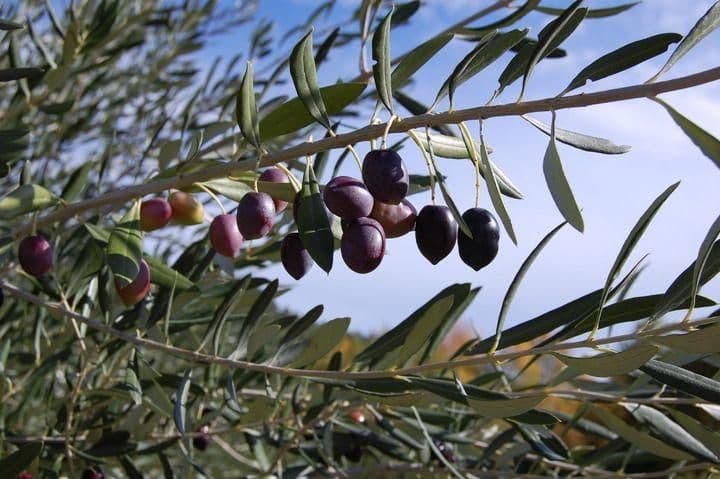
[203,0,720,337]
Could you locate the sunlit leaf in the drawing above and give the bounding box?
[553,344,658,377]
[372,7,394,113]
[391,33,453,90]
[523,114,631,154]
[289,30,330,129]
[654,97,720,169]
[0,184,58,219]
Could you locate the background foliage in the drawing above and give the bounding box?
[1,0,720,477]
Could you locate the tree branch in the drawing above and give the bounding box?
[2,280,717,381]
[12,66,720,238]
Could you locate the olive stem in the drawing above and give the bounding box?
[12,66,720,239]
[196,183,227,215]
[406,129,436,204]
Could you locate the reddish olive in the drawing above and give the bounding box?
[114,259,151,306]
[209,214,243,258]
[140,197,172,231]
[259,166,291,212]
[169,191,204,225]
[370,198,416,238]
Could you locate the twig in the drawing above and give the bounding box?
[12,66,720,239]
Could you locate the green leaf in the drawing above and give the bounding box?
[562,33,681,95]
[654,239,720,319]
[237,62,261,149]
[0,184,58,219]
[372,7,394,113]
[199,177,253,202]
[523,114,631,154]
[426,141,473,238]
[595,182,679,333]
[375,296,454,369]
[472,123,516,243]
[543,115,584,232]
[459,0,540,35]
[653,322,720,354]
[623,403,720,463]
[513,423,569,460]
[61,163,93,202]
[144,255,194,291]
[521,2,587,99]
[469,396,546,419]
[641,359,720,404]
[198,274,251,354]
[686,213,720,315]
[420,286,479,364]
[173,370,192,435]
[553,344,658,377]
[650,1,720,81]
[391,33,453,90]
[235,279,279,358]
[289,30,330,129]
[259,82,366,140]
[435,29,528,108]
[297,160,333,273]
[354,284,470,365]
[492,221,566,352]
[287,317,350,368]
[0,442,43,477]
[591,405,694,461]
[668,409,720,458]
[536,2,640,18]
[281,305,324,345]
[107,201,144,287]
[654,97,720,169]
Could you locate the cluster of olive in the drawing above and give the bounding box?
[15,468,103,479]
[280,148,501,279]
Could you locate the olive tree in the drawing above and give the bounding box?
[1,0,720,477]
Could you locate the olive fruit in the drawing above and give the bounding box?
[18,235,53,277]
[322,176,373,220]
[457,208,499,270]
[370,199,416,238]
[81,468,104,479]
[349,409,366,424]
[281,232,313,280]
[236,192,275,239]
[415,205,457,264]
[16,473,33,479]
[114,259,151,306]
[432,438,457,463]
[259,166,290,212]
[140,197,172,231]
[361,149,409,204]
[341,217,385,274]
[209,214,243,258]
[193,425,211,451]
[169,191,205,225]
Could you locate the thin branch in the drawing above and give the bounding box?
[2,280,718,381]
[12,66,720,238]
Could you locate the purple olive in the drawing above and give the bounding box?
[236,192,276,239]
[281,232,313,280]
[362,149,409,204]
[81,468,104,479]
[457,208,499,271]
[18,235,53,277]
[114,259,151,306]
[16,473,34,479]
[210,214,244,258]
[341,217,385,274]
[415,205,458,265]
[259,166,290,213]
[322,176,374,220]
[370,198,416,238]
[193,425,211,451]
[140,197,172,231]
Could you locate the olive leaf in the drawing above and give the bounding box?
[372,7,394,113]
[289,30,330,129]
[237,61,261,149]
[107,200,144,287]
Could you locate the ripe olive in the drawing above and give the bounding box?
[362,149,409,204]
[457,208,499,270]
[341,217,385,274]
[236,192,275,239]
[140,197,172,231]
[370,198,416,238]
[259,166,290,212]
[209,214,243,258]
[81,468,104,479]
[193,425,211,451]
[322,176,374,220]
[415,205,457,264]
[18,235,53,277]
[114,259,151,306]
[281,232,313,280]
